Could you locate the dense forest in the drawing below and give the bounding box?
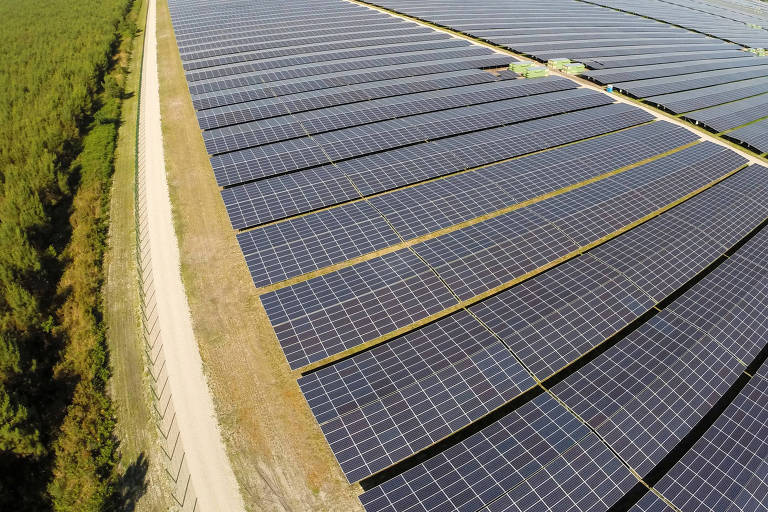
[0,0,139,509]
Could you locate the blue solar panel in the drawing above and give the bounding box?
[211,88,610,187]
[236,201,399,288]
[585,56,768,85]
[359,393,595,512]
[683,92,768,132]
[413,142,744,301]
[203,77,576,155]
[261,249,457,369]
[189,47,497,96]
[370,122,697,239]
[471,254,653,379]
[168,2,768,511]
[347,104,654,197]
[645,76,768,114]
[196,69,498,130]
[318,326,534,481]
[185,35,462,77]
[638,367,768,511]
[725,119,768,153]
[298,311,498,424]
[192,55,511,110]
[221,104,655,233]
[552,311,744,476]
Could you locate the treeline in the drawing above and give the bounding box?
[0,0,139,510]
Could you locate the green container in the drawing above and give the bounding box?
[509,61,533,73]
[524,66,549,78]
[563,62,586,75]
[547,57,570,69]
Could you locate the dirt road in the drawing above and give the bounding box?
[141,0,246,509]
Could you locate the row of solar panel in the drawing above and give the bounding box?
[175,14,402,49]
[354,167,768,511]
[295,161,768,489]
[261,140,748,371]
[234,105,659,286]
[196,69,498,130]
[588,0,768,48]
[633,361,768,511]
[185,37,470,82]
[211,87,610,186]
[556,0,768,154]
[364,0,768,158]
[236,120,695,288]
[192,55,511,110]
[202,78,574,155]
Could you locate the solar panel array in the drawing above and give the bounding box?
[370,0,768,152]
[166,0,768,510]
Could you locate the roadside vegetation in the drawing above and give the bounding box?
[0,0,144,510]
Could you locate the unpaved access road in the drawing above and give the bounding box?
[140,0,246,509]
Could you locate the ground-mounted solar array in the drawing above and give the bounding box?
[370,0,768,155]
[166,0,768,510]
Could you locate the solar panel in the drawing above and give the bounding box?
[182,26,439,62]
[186,38,469,83]
[511,36,710,53]
[167,2,768,510]
[583,49,749,70]
[178,23,432,59]
[183,32,458,73]
[222,165,358,230]
[536,43,736,61]
[616,65,768,99]
[596,164,768,293]
[479,433,637,511]
[178,16,396,53]
[637,367,768,511]
[347,104,654,197]
[413,142,744,301]
[211,88,611,187]
[413,206,577,300]
[725,119,768,153]
[630,492,674,512]
[644,76,768,114]
[528,143,742,242]
[663,224,768,363]
[359,393,594,512]
[237,201,399,287]
[196,69,498,130]
[683,92,768,132]
[588,0,768,48]
[369,122,697,239]
[585,56,768,85]
[230,122,696,287]
[221,104,652,234]
[189,47,496,95]
[203,77,577,155]
[552,311,744,476]
[299,310,497,424]
[471,255,652,377]
[318,328,534,482]
[175,13,389,43]
[261,249,457,369]
[192,55,511,110]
